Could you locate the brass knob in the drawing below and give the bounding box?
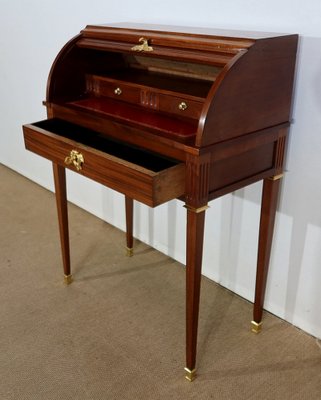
[178,101,188,111]
[64,150,84,171]
[114,87,122,95]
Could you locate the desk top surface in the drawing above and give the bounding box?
[87,22,295,40]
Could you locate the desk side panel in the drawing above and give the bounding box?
[197,35,298,146]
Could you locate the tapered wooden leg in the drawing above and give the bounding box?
[252,177,281,332]
[52,163,72,284]
[185,206,207,381]
[125,196,134,257]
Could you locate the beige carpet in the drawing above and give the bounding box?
[1,163,321,400]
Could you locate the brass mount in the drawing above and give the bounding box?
[126,247,134,257]
[184,367,196,382]
[64,150,84,171]
[184,204,209,214]
[131,37,153,52]
[64,274,73,285]
[251,320,262,334]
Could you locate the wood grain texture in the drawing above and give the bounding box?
[253,178,281,323]
[196,35,298,146]
[52,163,70,277]
[184,154,210,370]
[23,122,186,207]
[125,196,134,250]
[186,208,206,371]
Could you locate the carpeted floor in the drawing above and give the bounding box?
[1,163,321,400]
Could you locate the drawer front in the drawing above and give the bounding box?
[158,94,203,119]
[23,120,185,207]
[94,79,142,104]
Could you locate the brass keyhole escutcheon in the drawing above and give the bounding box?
[114,87,122,95]
[64,150,84,171]
[179,101,188,111]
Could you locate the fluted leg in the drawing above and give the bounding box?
[125,196,134,256]
[185,205,207,381]
[52,163,72,284]
[252,176,281,332]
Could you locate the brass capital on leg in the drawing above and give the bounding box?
[184,204,209,213]
[184,367,197,382]
[251,320,262,334]
[268,173,284,181]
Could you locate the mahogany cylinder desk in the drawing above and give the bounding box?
[23,23,298,381]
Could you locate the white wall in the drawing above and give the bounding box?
[1,0,321,339]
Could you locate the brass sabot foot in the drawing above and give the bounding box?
[64,274,73,285]
[126,247,133,257]
[184,367,196,382]
[251,320,262,334]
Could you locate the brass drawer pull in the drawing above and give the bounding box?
[114,87,122,95]
[131,37,153,52]
[179,101,188,111]
[64,150,84,171]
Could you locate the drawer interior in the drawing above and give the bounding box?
[33,119,181,172]
[66,97,198,139]
[47,48,220,144]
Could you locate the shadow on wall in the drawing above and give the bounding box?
[273,36,321,328]
[214,35,321,331]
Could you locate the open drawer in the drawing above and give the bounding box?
[23,119,185,207]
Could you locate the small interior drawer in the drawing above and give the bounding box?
[157,94,203,119]
[91,78,142,104]
[23,119,185,207]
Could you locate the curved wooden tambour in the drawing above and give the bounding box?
[196,35,298,146]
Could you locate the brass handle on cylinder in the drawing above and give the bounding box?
[114,87,122,95]
[64,150,84,171]
[131,37,153,52]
